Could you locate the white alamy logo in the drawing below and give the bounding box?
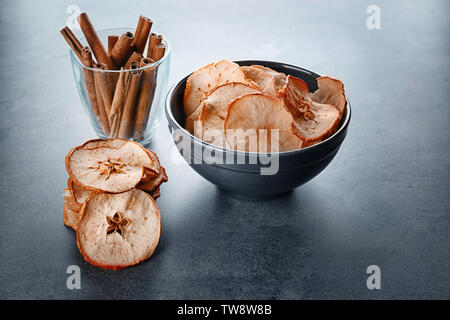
[366,265,381,289]
[366,5,381,30]
[66,265,81,290]
[66,4,81,29]
[171,126,280,175]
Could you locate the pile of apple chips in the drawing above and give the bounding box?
[62,138,167,270]
[184,60,347,152]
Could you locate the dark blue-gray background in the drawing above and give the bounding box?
[0,0,448,299]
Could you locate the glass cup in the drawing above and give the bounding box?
[69,28,171,145]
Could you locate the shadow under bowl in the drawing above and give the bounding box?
[165,60,351,199]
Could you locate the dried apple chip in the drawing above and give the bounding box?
[66,139,155,193]
[150,187,161,200]
[68,178,96,206]
[198,82,260,147]
[137,147,167,196]
[280,75,341,142]
[81,138,128,150]
[252,65,287,92]
[311,76,347,113]
[185,101,204,134]
[137,166,168,194]
[141,167,160,183]
[279,75,311,117]
[183,59,247,117]
[225,93,303,152]
[144,148,162,176]
[76,188,161,270]
[276,129,305,151]
[289,101,340,142]
[240,66,277,97]
[82,140,163,171]
[183,61,347,151]
[63,190,81,230]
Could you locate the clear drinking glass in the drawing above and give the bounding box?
[69,28,171,145]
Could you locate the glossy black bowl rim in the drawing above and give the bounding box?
[165,60,351,156]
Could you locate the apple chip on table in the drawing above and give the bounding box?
[62,138,167,269]
[77,188,161,270]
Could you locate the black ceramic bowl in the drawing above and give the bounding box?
[165,60,351,199]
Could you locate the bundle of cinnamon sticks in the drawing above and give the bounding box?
[60,13,167,140]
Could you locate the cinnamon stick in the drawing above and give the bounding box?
[80,47,101,123]
[80,46,94,67]
[60,26,83,59]
[118,62,142,138]
[93,63,114,119]
[111,31,134,68]
[107,35,121,89]
[107,73,120,97]
[134,57,156,139]
[124,51,143,69]
[108,35,119,55]
[152,43,166,61]
[109,68,131,138]
[146,33,162,59]
[77,13,116,69]
[131,16,153,54]
[93,68,111,135]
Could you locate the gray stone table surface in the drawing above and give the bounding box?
[0,0,448,299]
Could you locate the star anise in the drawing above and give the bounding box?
[106,212,130,236]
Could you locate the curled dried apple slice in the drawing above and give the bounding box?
[279,75,311,117]
[225,93,303,152]
[138,147,167,195]
[138,167,168,194]
[66,139,154,193]
[289,101,340,142]
[63,190,81,230]
[251,65,287,92]
[183,59,247,117]
[141,167,160,183]
[143,147,162,176]
[198,82,260,147]
[76,188,161,270]
[68,178,96,206]
[150,187,161,200]
[311,76,347,113]
[280,75,341,142]
[240,66,277,97]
